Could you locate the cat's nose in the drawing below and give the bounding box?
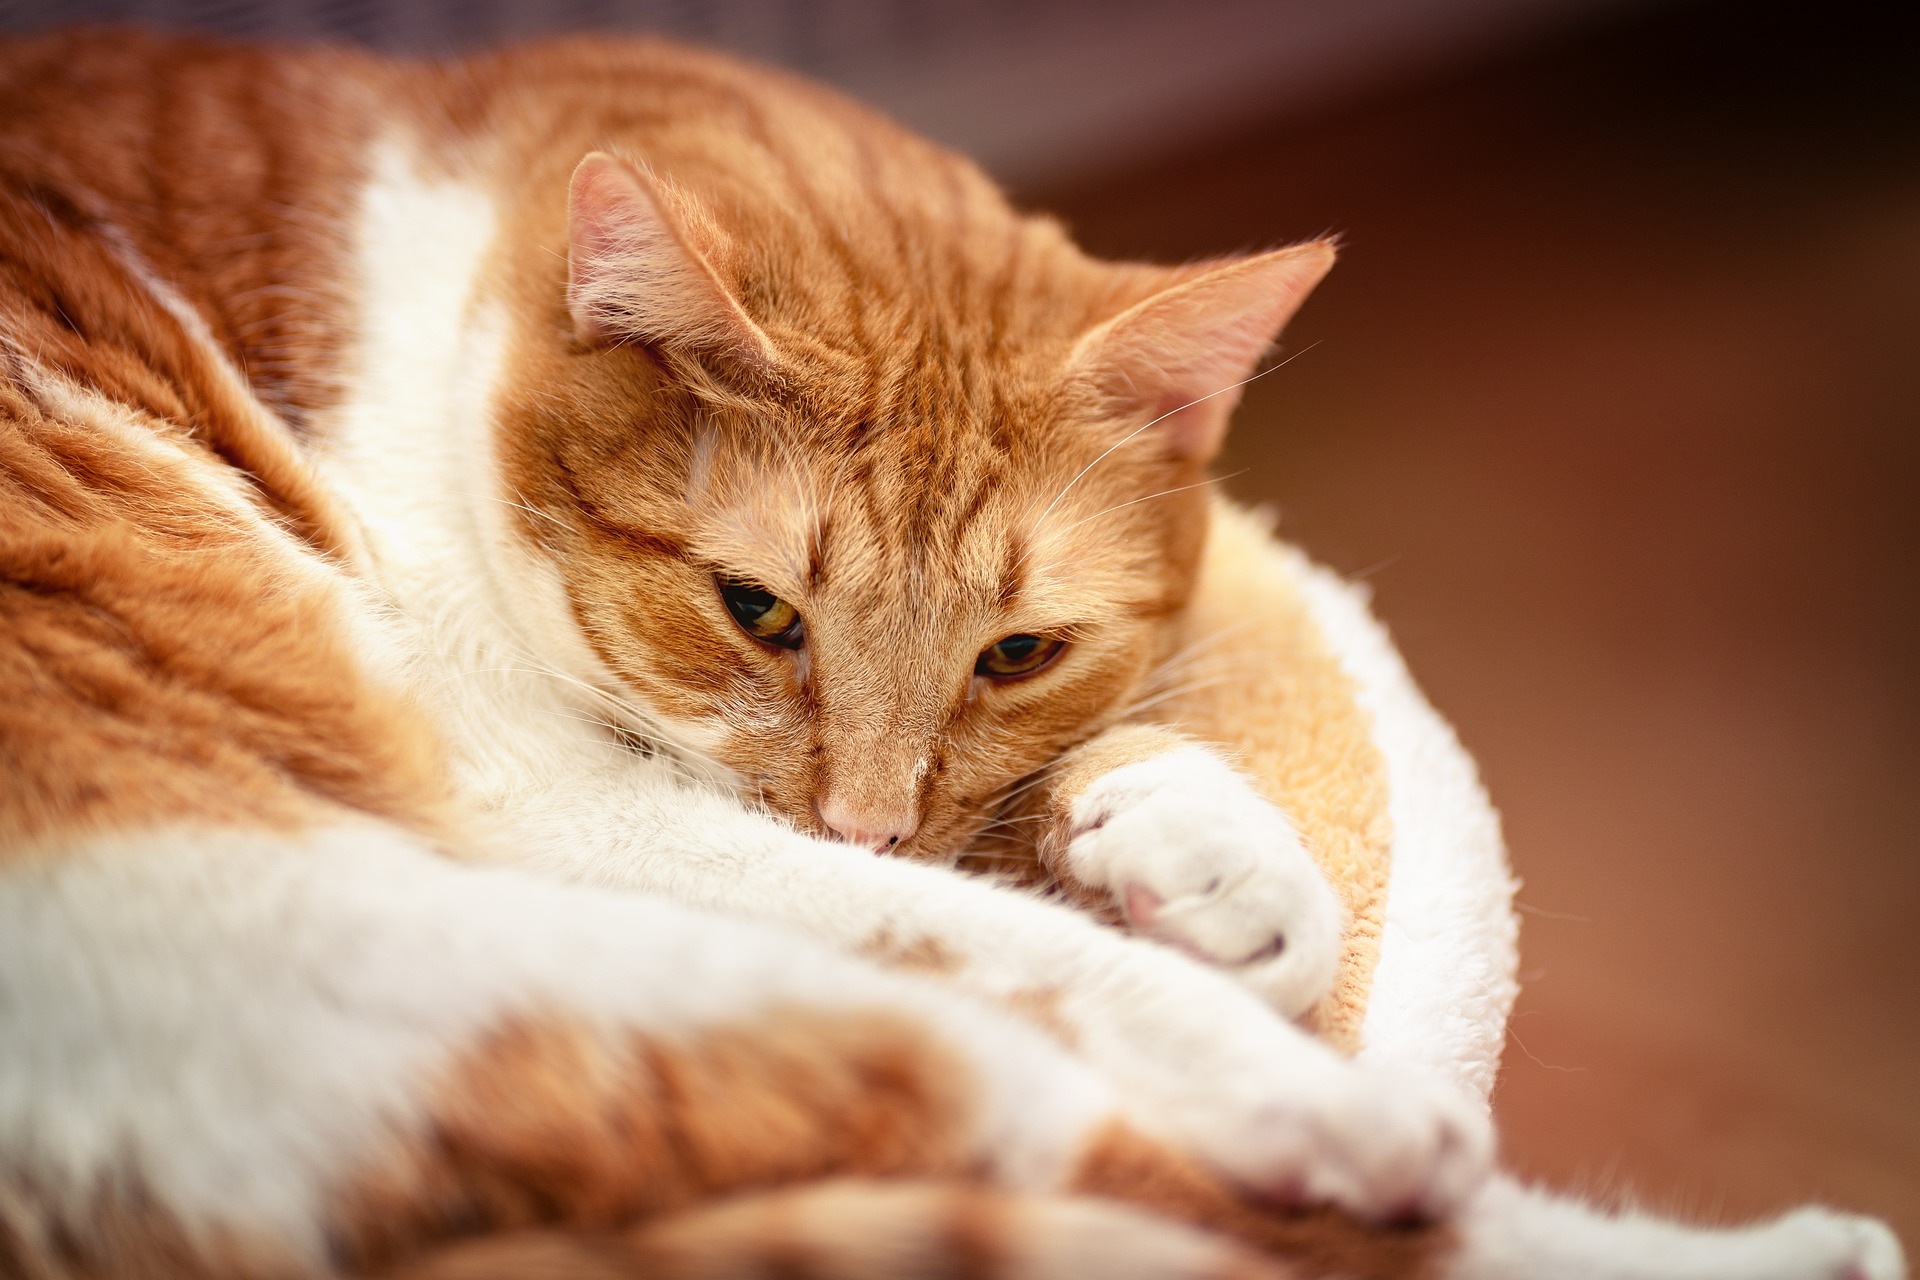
[815,796,918,852]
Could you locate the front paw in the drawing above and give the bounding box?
[1764,1209,1906,1280]
[1269,1061,1492,1221]
[1455,1183,1907,1280]
[1154,1041,1493,1222]
[1062,747,1345,1016]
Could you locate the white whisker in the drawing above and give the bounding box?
[1021,342,1320,558]
[1117,675,1237,719]
[1055,471,1243,536]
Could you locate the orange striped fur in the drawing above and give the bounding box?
[0,28,1444,1280]
[17,27,1894,1280]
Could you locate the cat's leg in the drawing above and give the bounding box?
[1441,1176,1905,1280]
[391,1150,1910,1280]
[495,760,1490,1224]
[18,824,1890,1280]
[390,1181,1292,1280]
[0,820,1284,1278]
[1021,723,1346,1017]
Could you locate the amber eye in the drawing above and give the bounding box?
[975,633,1064,678]
[717,575,805,649]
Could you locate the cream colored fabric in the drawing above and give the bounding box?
[1170,501,1518,1102]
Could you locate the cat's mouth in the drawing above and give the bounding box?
[877,798,1004,867]
[742,773,988,866]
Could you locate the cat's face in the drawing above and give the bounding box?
[508,341,1205,859]
[497,151,1328,860]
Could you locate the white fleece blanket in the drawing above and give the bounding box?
[1284,548,1520,1108]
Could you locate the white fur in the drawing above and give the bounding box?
[11,136,1895,1278]
[0,824,1118,1260]
[500,763,1490,1220]
[1283,546,1521,1107]
[1264,539,1904,1279]
[314,137,719,799]
[310,134,1493,1225]
[1062,744,1345,1017]
[316,136,766,805]
[1448,1177,1905,1280]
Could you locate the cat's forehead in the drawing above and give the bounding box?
[719,174,1111,371]
[685,409,1153,625]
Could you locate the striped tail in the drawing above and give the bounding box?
[379,1180,1290,1280]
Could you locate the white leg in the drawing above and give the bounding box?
[1448,1176,1906,1280]
[0,823,1117,1264]
[496,761,1491,1221]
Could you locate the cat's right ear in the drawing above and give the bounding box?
[1068,241,1334,463]
[566,151,780,373]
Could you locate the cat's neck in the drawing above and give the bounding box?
[302,136,612,798]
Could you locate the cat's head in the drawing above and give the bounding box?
[496,148,1328,860]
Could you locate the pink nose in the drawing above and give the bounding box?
[815,796,918,852]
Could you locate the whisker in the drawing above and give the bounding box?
[979,767,1059,809]
[493,490,571,531]
[1021,342,1321,558]
[972,812,1054,833]
[427,591,728,789]
[541,708,626,734]
[1346,552,1402,583]
[1054,471,1244,536]
[1138,620,1263,688]
[1116,675,1237,719]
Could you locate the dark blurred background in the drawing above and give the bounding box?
[1026,1,1920,1246]
[4,0,1914,1247]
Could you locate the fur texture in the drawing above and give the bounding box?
[0,28,1901,1280]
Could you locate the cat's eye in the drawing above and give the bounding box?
[975,633,1064,679]
[717,575,805,649]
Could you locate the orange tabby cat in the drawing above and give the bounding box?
[0,28,1900,1280]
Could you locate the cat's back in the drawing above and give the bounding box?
[0,27,393,171]
[0,29,409,430]
[0,28,1046,405]
[0,30,454,849]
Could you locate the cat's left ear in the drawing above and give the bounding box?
[565,151,780,373]
[1068,240,1334,462]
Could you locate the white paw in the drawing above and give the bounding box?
[1854,1215,1910,1280]
[1137,1045,1493,1222]
[1757,1208,1907,1280]
[1065,747,1346,1016]
[1237,1060,1493,1221]
[1456,1179,1906,1280]
[1088,952,1493,1221]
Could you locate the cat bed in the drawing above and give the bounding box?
[1172,501,1519,1107]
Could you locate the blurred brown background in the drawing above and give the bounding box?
[4,0,1914,1249]
[1027,0,1920,1248]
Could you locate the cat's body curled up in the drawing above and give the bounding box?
[0,29,1901,1280]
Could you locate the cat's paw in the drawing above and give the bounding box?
[1757,1208,1906,1280]
[1062,747,1345,1016]
[1227,1060,1491,1221]
[1127,1035,1491,1221]
[1459,1181,1907,1280]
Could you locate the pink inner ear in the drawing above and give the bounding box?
[1072,241,1335,462]
[565,151,779,371]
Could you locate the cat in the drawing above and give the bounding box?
[0,27,1902,1280]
